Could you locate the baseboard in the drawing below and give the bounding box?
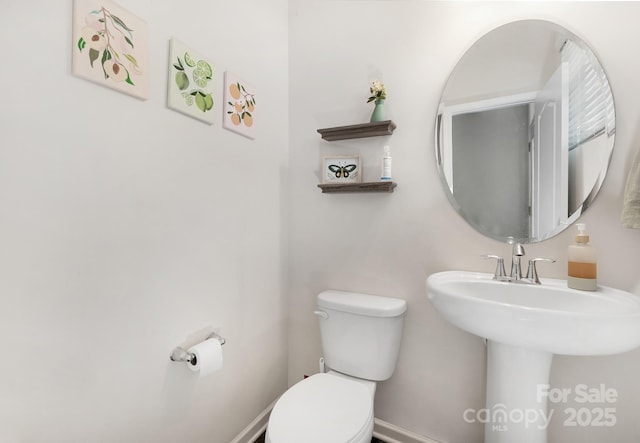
[228,399,276,443]
[374,418,442,443]
[230,400,441,443]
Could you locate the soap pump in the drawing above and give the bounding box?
[567,223,597,291]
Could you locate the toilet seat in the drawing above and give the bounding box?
[266,372,374,443]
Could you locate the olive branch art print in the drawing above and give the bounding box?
[72,0,149,100]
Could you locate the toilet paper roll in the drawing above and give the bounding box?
[187,338,223,376]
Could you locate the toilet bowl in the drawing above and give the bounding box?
[265,371,375,443]
[266,290,407,443]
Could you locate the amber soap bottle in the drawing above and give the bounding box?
[567,223,597,291]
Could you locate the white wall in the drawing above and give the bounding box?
[0,1,288,442]
[288,2,640,442]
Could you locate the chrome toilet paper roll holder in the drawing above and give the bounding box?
[169,331,226,365]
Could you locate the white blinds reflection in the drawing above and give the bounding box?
[562,39,615,151]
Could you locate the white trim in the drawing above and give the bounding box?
[437,90,538,193]
[228,399,277,443]
[374,418,442,443]
[444,91,537,115]
[230,401,442,443]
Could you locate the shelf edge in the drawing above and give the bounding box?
[317,120,396,141]
[317,181,397,193]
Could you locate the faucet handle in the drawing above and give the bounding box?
[482,254,507,280]
[526,258,556,284]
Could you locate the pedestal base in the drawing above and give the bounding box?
[485,341,553,443]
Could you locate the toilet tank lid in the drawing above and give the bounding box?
[317,290,407,317]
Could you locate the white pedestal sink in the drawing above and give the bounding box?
[426,271,640,443]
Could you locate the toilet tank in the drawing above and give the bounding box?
[316,290,407,381]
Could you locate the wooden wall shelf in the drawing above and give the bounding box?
[318,181,397,193]
[317,120,396,141]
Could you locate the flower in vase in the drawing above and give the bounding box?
[367,80,387,103]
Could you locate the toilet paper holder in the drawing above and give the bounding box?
[169,331,226,365]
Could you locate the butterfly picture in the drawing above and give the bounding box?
[322,155,361,183]
[328,164,357,178]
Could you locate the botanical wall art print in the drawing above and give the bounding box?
[322,155,362,184]
[72,0,149,100]
[167,38,215,124]
[223,72,257,139]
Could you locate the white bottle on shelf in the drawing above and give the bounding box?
[381,145,392,181]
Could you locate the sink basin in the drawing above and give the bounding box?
[427,270,640,443]
[427,270,640,355]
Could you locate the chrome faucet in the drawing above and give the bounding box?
[483,241,555,284]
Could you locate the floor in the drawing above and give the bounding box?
[254,432,385,443]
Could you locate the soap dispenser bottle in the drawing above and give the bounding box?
[567,223,597,291]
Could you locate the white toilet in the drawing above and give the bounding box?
[266,290,407,443]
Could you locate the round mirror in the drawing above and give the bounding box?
[436,20,615,243]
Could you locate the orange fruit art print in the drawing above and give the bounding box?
[223,72,257,139]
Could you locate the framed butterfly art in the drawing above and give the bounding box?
[322,155,361,184]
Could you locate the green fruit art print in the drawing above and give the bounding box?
[166,38,216,125]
